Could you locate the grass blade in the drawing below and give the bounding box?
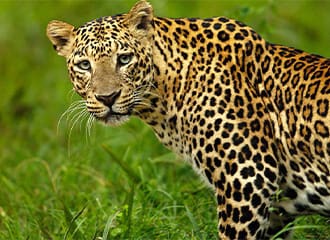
[124,182,135,239]
[184,204,202,239]
[63,204,87,240]
[102,144,141,184]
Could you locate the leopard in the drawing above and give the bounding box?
[46,1,330,239]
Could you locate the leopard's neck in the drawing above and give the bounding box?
[137,17,267,158]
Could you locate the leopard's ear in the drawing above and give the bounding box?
[125,0,153,40]
[46,20,75,57]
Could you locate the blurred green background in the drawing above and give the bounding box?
[1,0,330,239]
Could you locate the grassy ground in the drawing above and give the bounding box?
[1,0,330,239]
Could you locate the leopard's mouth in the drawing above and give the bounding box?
[92,110,131,126]
[86,92,133,126]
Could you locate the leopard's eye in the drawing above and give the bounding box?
[77,60,91,71]
[118,54,132,66]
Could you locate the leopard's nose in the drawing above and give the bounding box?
[95,90,121,108]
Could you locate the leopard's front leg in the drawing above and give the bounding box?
[215,165,278,239]
[211,95,280,239]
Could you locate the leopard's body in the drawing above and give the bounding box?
[47,1,330,239]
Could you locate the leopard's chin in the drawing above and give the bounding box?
[96,113,130,127]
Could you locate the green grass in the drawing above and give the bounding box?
[1,0,330,239]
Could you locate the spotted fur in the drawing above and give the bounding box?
[47,1,330,239]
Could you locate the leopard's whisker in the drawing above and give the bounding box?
[67,108,89,140]
[65,88,77,101]
[86,114,95,139]
[135,100,151,108]
[134,88,160,99]
[78,110,90,131]
[67,105,87,128]
[57,100,86,135]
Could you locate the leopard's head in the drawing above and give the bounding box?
[47,1,154,126]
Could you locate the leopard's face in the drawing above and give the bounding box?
[68,20,154,126]
[47,2,154,126]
